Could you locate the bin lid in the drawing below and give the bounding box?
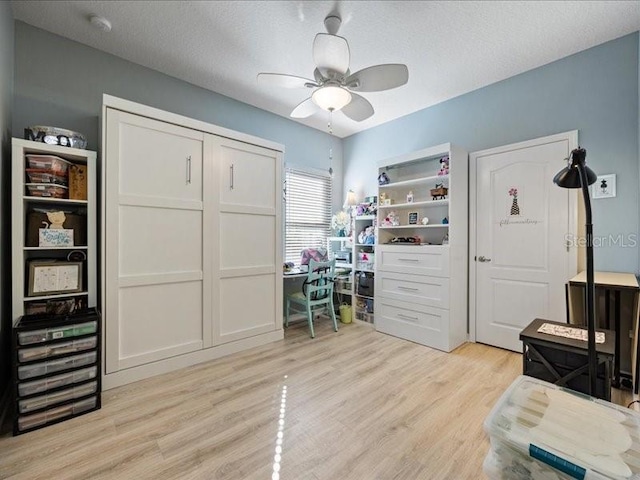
[484,376,640,480]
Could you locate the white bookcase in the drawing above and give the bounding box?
[374,143,468,352]
[352,215,376,323]
[11,139,97,325]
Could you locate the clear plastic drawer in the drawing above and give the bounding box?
[18,351,97,380]
[18,321,97,346]
[18,366,97,397]
[19,381,97,413]
[18,337,97,362]
[18,397,97,431]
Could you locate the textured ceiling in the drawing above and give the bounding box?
[11,1,640,138]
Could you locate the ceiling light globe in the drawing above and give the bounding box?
[311,85,352,112]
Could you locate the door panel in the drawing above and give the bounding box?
[118,281,203,369]
[473,132,577,352]
[218,275,276,344]
[216,138,277,210]
[116,112,203,202]
[219,213,275,269]
[119,206,203,275]
[105,108,209,374]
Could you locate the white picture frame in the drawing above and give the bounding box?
[592,174,616,199]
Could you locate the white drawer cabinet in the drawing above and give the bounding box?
[377,271,449,309]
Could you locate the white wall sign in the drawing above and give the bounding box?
[592,174,616,199]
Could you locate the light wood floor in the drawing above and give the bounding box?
[1,320,636,479]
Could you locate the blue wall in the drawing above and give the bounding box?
[344,33,640,273]
[12,22,344,211]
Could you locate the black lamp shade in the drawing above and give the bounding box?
[553,148,597,188]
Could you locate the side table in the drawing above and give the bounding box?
[520,318,615,401]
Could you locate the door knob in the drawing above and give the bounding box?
[477,256,492,262]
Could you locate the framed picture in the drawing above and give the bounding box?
[28,261,83,297]
[408,212,419,225]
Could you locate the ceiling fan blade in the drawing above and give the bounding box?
[341,93,374,122]
[290,97,319,118]
[313,33,350,75]
[345,64,409,92]
[257,73,317,89]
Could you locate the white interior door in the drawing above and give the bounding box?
[472,132,578,352]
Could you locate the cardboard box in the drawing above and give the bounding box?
[69,164,87,200]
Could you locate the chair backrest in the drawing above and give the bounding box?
[303,259,336,301]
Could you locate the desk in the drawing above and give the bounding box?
[567,271,640,390]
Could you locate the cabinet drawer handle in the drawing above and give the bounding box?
[398,258,419,262]
[230,164,234,190]
[397,286,419,292]
[186,156,192,184]
[397,313,419,322]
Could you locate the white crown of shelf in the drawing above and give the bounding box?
[378,174,448,189]
[23,196,88,205]
[354,215,376,220]
[378,199,448,210]
[328,236,352,241]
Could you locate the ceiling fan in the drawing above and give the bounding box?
[257,14,409,122]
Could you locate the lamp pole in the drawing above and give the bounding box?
[553,147,598,397]
[577,158,597,396]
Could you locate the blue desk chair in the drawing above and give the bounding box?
[285,259,338,338]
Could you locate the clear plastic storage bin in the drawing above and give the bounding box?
[18,366,97,397]
[484,440,574,479]
[25,169,68,185]
[18,351,97,380]
[484,376,640,480]
[18,337,97,362]
[18,397,97,431]
[25,154,71,174]
[18,321,97,345]
[19,381,97,413]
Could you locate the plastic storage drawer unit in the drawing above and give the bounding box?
[19,381,97,413]
[484,376,640,480]
[17,397,97,432]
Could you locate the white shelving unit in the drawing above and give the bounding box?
[353,215,376,324]
[11,139,97,325]
[327,236,354,309]
[375,143,468,352]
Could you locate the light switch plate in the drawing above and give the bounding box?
[592,174,616,199]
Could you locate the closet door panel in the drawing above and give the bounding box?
[218,275,276,344]
[119,206,203,276]
[117,112,203,202]
[218,141,277,210]
[105,108,211,374]
[118,281,203,369]
[219,213,275,269]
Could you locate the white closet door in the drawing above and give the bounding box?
[211,136,282,344]
[105,110,212,373]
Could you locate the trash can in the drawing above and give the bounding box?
[339,303,352,324]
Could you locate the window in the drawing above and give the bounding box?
[284,168,333,264]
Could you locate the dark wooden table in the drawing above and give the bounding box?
[520,318,615,400]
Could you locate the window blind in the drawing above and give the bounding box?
[285,168,333,265]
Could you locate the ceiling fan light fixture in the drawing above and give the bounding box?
[311,85,352,112]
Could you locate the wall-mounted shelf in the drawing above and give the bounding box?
[378,199,449,210]
[23,196,88,205]
[378,174,449,189]
[379,224,449,230]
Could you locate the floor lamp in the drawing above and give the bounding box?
[553,147,598,396]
